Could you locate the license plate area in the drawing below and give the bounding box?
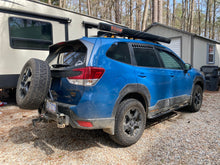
[46,101,57,114]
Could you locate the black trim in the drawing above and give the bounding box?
[0,7,71,23]
[112,84,151,117]
[0,74,19,88]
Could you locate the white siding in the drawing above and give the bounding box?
[146,26,191,63]
[194,38,220,70]
[161,37,181,57]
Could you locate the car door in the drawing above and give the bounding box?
[156,48,192,99]
[131,44,173,108]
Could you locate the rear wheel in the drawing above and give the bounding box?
[110,99,146,146]
[188,85,203,112]
[16,58,51,109]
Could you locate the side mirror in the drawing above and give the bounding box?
[184,63,192,73]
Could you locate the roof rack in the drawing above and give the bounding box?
[82,21,171,44]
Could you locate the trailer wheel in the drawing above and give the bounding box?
[16,58,51,110]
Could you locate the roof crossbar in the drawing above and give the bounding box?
[82,21,171,43]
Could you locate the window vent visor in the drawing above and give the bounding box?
[67,67,105,86]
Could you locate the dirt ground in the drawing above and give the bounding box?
[0,90,219,164]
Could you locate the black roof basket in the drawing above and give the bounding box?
[82,21,171,44]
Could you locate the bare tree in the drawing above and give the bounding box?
[204,0,209,37]
[141,0,150,31]
[166,0,169,25]
[79,0,82,13]
[212,0,216,39]
[208,0,213,38]
[136,0,142,30]
[172,0,176,26]
[153,0,158,23]
[87,0,91,15]
[198,0,201,35]
[115,0,120,23]
[181,0,185,30]
[130,0,134,29]
[189,0,194,32]
[48,0,51,5]
[158,0,163,23]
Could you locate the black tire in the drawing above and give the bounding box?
[110,99,146,146]
[188,85,203,112]
[16,58,51,109]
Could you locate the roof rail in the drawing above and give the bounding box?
[82,21,171,44]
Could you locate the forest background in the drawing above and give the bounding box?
[40,0,220,41]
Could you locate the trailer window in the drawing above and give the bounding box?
[9,17,52,50]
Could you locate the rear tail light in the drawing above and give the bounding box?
[77,120,93,127]
[67,67,105,86]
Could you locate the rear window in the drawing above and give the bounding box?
[9,17,52,50]
[57,41,87,67]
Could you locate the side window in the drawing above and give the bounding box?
[106,42,131,64]
[9,17,52,50]
[157,49,183,69]
[133,47,160,67]
[207,44,215,64]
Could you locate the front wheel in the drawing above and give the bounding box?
[110,99,146,146]
[188,85,203,112]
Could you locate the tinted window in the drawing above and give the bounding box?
[9,17,52,50]
[133,48,160,67]
[58,41,87,67]
[106,42,131,64]
[157,49,182,69]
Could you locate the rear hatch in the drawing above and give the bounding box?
[46,39,104,105]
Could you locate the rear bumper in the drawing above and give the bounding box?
[41,100,115,135]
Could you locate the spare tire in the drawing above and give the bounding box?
[16,58,51,109]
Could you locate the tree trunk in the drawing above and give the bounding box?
[87,0,91,15]
[186,0,189,31]
[130,0,134,29]
[204,0,209,37]
[79,0,82,13]
[115,0,120,23]
[172,0,175,26]
[166,0,169,25]
[153,0,158,23]
[212,0,216,39]
[141,0,150,31]
[198,0,201,35]
[136,0,141,30]
[48,0,51,5]
[189,0,194,32]
[181,0,185,30]
[208,0,212,38]
[59,0,62,7]
[158,0,163,23]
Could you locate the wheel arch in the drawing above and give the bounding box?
[192,76,205,94]
[112,84,151,117]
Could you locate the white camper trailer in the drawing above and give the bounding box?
[0,0,118,88]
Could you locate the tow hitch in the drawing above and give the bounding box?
[57,113,70,128]
[32,113,70,128]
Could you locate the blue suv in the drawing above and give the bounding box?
[16,22,204,146]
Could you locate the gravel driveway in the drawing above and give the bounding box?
[0,91,219,164]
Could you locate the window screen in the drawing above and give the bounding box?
[106,42,131,64]
[9,17,52,50]
[133,48,160,67]
[157,50,182,69]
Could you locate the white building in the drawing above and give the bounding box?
[145,23,220,70]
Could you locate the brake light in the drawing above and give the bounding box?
[67,67,105,86]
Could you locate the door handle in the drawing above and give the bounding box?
[170,73,174,77]
[138,73,146,78]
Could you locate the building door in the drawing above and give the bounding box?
[161,37,181,57]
